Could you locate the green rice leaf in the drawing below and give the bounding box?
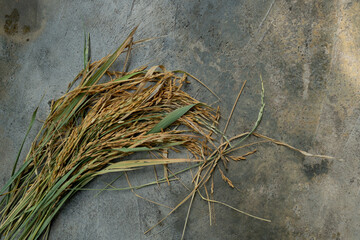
[83,27,137,86]
[114,146,152,153]
[114,71,145,82]
[147,104,197,134]
[11,107,38,177]
[0,159,32,196]
[33,176,93,240]
[84,32,90,72]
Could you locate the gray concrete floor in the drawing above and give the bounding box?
[1,0,360,239]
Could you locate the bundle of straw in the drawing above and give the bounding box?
[0,28,220,239]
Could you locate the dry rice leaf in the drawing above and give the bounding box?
[252,132,339,160]
[108,158,200,169]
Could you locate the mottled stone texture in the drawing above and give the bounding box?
[1,0,360,239]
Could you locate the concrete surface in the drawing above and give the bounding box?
[1,0,360,239]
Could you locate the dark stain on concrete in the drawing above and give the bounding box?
[303,159,329,179]
[22,25,31,34]
[0,0,45,43]
[4,8,20,35]
[332,232,341,239]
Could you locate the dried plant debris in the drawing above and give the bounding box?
[0,28,335,240]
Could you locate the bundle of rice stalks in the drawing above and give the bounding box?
[0,27,334,240]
